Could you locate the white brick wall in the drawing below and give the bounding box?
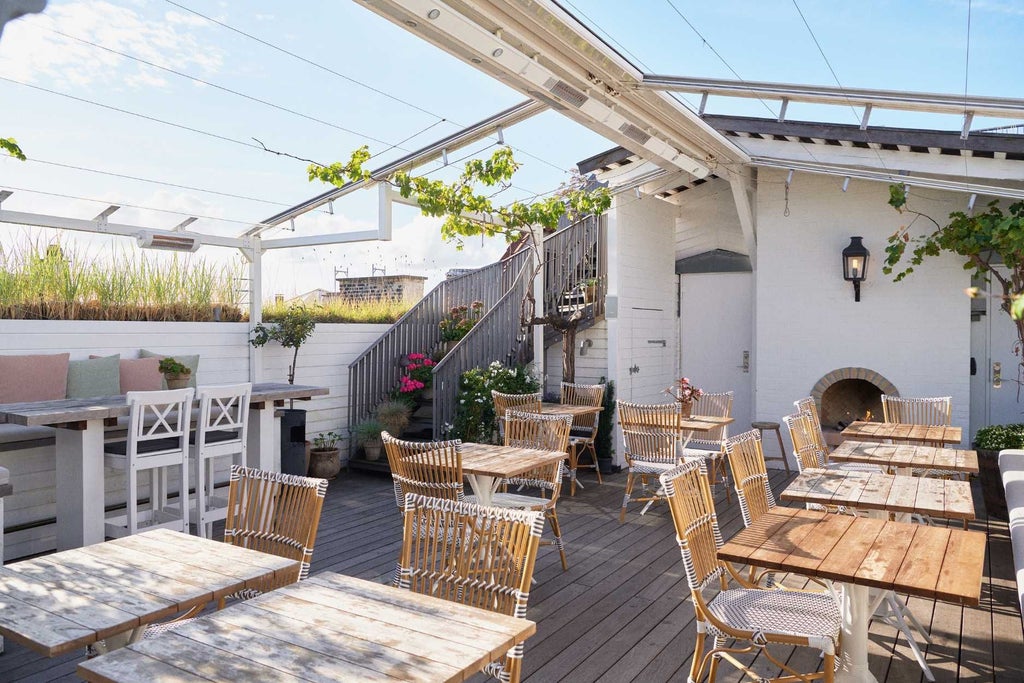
[674,178,747,258]
[754,170,971,441]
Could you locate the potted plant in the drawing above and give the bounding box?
[308,431,342,479]
[158,357,192,390]
[974,424,1022,521]
[354,419,385,461]
[375,400,411,438]
[250,305,317,475]
[665,377,703,418]
[583,278,598,303]
[438,301,485,354]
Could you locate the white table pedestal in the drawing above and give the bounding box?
[465,474,500,506]
[837,582,879,683]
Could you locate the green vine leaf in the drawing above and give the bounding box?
[1,137,26,161]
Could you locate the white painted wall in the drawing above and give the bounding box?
[543,321,609,395]
[0,320,389,559]
[674,178,746,259]
[754,170,971,442]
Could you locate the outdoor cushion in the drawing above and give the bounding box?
[0,352,70,404]
[90,355,163,393]
[66,355,121,399]
[139,349,199,389]
[999,449,1024,613]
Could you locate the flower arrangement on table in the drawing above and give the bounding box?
[439,301,485,344]
[395,352,435,403]
[665,377,703,416]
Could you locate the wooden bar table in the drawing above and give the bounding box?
[0,383,328,550]
[830,439,979,476]
[781,468,975,523]
[719,508,985,683]
[460,442,567,506]
[78,572,537,683]
[0,528,299,657]
[840,421,962,446]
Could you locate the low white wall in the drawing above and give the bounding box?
[0,320,389,559]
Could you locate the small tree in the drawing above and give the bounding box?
[885,185,1024,381]
[310,146,611,383]
[250,305,317,384]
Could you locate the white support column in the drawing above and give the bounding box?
[55,421,105,550]
[728,169,759,421]
[247,404,280,472]
[246,239,264,383]
[378,183,393,241]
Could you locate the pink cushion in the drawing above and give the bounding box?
[0,353,71,404]
[90,355,163,393]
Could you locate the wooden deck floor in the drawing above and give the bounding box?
[1,468,1021,682]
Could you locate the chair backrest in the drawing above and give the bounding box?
[224,465,327,583]
[688,390,734,447]
[504,411,572,498]
[196,383,252,449]
[623,427,707,474]
[617,400,682,431]
[782,411,826,472]
[125,388,195,457]
[396,493,544,682]
[382,431,464,508]
[659,460,724,592]
[724,429,777,528]
[493,391,542,438]
[881,395,952,426]
[793,396,828,454]
[560,382,605,435]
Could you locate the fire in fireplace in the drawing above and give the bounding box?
[820,379,884,430]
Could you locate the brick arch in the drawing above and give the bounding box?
[811,367,899,429]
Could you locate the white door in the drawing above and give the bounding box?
[626,306,672,403]
[979,270,1024,431]
[679,272,754,435]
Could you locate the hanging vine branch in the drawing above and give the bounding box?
[310,145,612,382]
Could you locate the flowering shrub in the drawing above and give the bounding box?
[449,361,540,443]
[396,352,435,402]
[666,376,704,404]
[439,301,485,343]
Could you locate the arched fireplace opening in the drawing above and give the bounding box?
[810,367,898,445]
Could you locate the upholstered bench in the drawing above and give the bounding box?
[1000,449,1024,612]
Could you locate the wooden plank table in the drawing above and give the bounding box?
[460,442,567,505]
[78,572,536,683]
[830,439,979,475]
[620,413,733,449]
[0,383,328,550]
[540,402,603,418]
[719,507,985,683]
[0,528,299,657]
[781,468,975,522]
[840,421,962,446]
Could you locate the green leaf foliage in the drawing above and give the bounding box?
[449,362,540,443]
[974,423,1024,450]
[1,137,26,161]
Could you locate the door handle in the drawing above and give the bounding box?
[994,361,1002,388]
[970,357,977,376]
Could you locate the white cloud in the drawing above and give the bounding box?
[0,1,224,89]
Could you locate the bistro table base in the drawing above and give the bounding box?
[838,583,879,683]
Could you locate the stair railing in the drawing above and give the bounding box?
[431,249,535,437]
[543,214,604,320]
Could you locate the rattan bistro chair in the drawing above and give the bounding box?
[723,430,777,530]
[618,399,683,432]
[782,412,828,473]
[560,382,605,495]
[660,461,840,683]
[396,494,544,683]
[620,427,707,522]
[492,390,542,439]
[382,431,465,510]
[881,395,952,429]
[469,411,572,570]
[793,396,829,456]
[680,390,734,502]
[139,466,327,642]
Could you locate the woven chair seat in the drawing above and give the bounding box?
[144,616,199,638]
[467,492,551,511]
[830,461,883,473]
[706,587,841,648]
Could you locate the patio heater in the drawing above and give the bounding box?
[842,236,869,302]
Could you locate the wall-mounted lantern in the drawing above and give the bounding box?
[842,236,869,302]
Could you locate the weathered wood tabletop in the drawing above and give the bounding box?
[718,506,985,604]
[781,468,975,521]
[460,442,567,479]
[830,439,979,473]
[839,420,962,446]
[620,413,734,433]
[77,571,537,683]
[0,383,328,427]
[0,528,299,657]
[540,403,603,418]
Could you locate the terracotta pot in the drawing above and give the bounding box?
[363,439,383,461]
[679,400,692,418]
[308,448,341,479]
[165,373,191,390]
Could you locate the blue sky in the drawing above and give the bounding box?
[1,0,1020,298]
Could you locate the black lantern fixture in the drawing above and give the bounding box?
[842,236,869,302]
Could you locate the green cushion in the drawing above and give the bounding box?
[66,354,122,399]
[139,350,199,389]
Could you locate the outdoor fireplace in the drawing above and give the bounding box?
[810,367,898,445]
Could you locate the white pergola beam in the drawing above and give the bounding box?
[261,229,384,250]
[0,209,249,249]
